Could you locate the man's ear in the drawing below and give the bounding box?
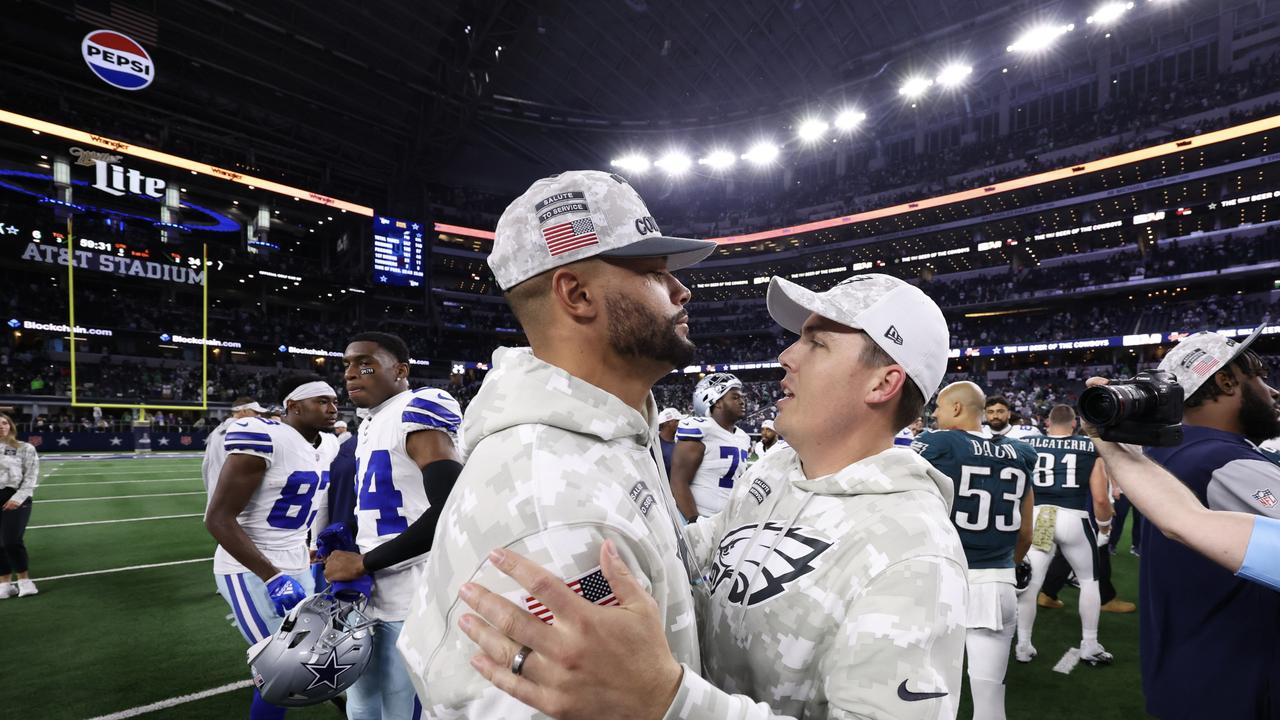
[865,365,908,409]
[550,265,601,321]
[1214,368,1238,395]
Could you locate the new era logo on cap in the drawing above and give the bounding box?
[884,325,904,345]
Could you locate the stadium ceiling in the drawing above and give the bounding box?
[0,0,1200,194]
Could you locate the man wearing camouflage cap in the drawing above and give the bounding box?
[456,273,969,720]
[395,170,717,717]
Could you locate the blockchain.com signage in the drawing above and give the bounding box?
[81,30,155,91]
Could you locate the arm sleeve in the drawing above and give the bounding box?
[11,444,39,505]
[910,432,947,465]
[412,524,665,720]
[1206,458,1280,519]
[224,421,275,466]
[676,418,706,441]
[363,459,462,572]
[401,389,463,438]
[1238,515,1280,592]
[662,556,967,720]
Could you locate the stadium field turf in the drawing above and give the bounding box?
[11,455,1149,718]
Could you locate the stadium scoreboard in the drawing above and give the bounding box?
[372,214,424,287]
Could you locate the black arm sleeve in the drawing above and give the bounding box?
[362,459,463,574]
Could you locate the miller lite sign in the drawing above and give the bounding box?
[81,30,154,91]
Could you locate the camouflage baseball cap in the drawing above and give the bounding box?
[767,273,950,399]
[1157,323,1265,397]
[488,170,717,290]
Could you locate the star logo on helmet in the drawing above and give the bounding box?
[303,650,355,691]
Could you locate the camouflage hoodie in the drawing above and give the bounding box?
[397,347,704,719]
[668,445,969,720]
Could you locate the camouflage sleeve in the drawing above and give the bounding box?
[684,508,724,572]
[822,555,968,719]
[10,444,39,505]
[662,556,968,720]
[406,524,665,720]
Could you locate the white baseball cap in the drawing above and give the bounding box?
[767,273,950,400]
[1157,323,1265,398]
[232,401,268,413]
[657,407,684,424]
[488,170,718,290]
[333,420,348,429]
[761,419,775,431]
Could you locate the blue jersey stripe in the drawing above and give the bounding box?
[402,409,458,430]
[407,397,461,424]
[226,431,272,442]
[225,444,272,453]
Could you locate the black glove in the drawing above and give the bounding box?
[1015,560,1032,590]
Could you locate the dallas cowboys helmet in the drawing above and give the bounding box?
[692,373,743,416]
[247,591,377,706]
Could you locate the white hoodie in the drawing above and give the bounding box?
[669,445,969,719]
[397,347,704,719]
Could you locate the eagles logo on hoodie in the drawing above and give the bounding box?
[708,521,834,607]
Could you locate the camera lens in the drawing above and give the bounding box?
[1080,386,1122,425]
[1080,384,1156,427]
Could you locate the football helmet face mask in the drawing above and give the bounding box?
[247,591,378,707]
[693,373,743,417]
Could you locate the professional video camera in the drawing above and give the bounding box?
[1078,369,1183,446]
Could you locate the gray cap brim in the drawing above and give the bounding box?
[599,235,718,271]
[767,276,850,334]
[1231,322,1267,362]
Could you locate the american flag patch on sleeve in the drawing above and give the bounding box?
[525,565,618,624]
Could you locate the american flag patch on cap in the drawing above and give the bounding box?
[542,217,599,257]
[525,565,618,624]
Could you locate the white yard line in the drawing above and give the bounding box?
[29,513,203,529]
[39,557,212,581]
[38,477,199,487]
[83,679,252,720]
[1053,647,1081,675]
[39,491,206,503]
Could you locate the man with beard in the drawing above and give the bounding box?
[670,373,751,520]
[451,273,969,720]
[1139,326,1280,720]
[983,397,1041,440]
[395,170,717,718]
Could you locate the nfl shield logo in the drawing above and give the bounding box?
[1254,489,1277,508]
[28,435,41,447]
[180,436,192,446]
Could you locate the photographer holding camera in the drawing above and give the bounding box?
[1079,325,1280,720]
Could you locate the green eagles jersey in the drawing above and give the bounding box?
[912,429,1036,570]
[1023,434,1098,511]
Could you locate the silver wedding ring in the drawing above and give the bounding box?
[510,645,533,676]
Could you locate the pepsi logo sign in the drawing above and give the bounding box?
[81,30,154,91]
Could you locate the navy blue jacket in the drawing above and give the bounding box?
[1144,425,1280,719]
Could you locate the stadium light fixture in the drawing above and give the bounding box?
[833,109,866,131]
[610,154,651,174]
[654,151,692,176]
[699,149,737,170]
[935,63,973,88]
[1006,23,1075,53]
[1088,1,1134,24]
[797,118,830,143]
[898,76,932,99]
[741,141,780,166]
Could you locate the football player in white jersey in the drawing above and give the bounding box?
[670,373,751,520]
[751,418,789,460]
[202,396,266,506]
[204,375,339,720]
[983,395,1043,440]
[323,331,463,720]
